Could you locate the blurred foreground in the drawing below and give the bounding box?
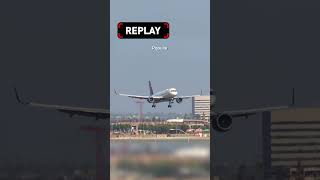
[110,139,210,180]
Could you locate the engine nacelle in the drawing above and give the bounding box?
[147,97,154,103]
[212,114,233,132]
[176,98,183,103]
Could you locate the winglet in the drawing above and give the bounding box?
[114,89,119,95]
[13,87,29,105]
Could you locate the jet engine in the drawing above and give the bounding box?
[147,97,154,103]
[212,114,232,132]
[176,98,183,103]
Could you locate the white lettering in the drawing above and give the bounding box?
[149,27,155,35]
[131,27,137,34]
[138,27,144,34]
[152,45,168,51]
[126,27,131,34]
[125,26,162,35]
[154,26,161,35]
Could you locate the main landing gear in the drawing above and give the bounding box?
[152,104,156,108]
[168,99,173,108]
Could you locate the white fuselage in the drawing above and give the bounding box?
[152,88,178,101]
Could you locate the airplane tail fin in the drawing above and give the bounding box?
[148,80,154,96]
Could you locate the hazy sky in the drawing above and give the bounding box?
[110,0,210,113]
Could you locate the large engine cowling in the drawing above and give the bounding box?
[212,114,233,132]
[176,98,183,103]
[147,97,154,103]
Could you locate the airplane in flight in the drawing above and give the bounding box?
[114,81,198,108]
[13,87,295,132]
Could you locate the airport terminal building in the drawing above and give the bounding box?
[192,95,210,121]
[262,108,320,178]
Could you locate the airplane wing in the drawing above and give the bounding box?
[114,89,158,99]
[117,93,150,99]
[174,95,199,99]
[14,88,109,120]
[219,88,296,118]
[222,106,289,118]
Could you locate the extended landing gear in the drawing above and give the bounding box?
[168,99,173,108]
[152,104,156,108]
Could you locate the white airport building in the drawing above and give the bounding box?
[192,95,210,121]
